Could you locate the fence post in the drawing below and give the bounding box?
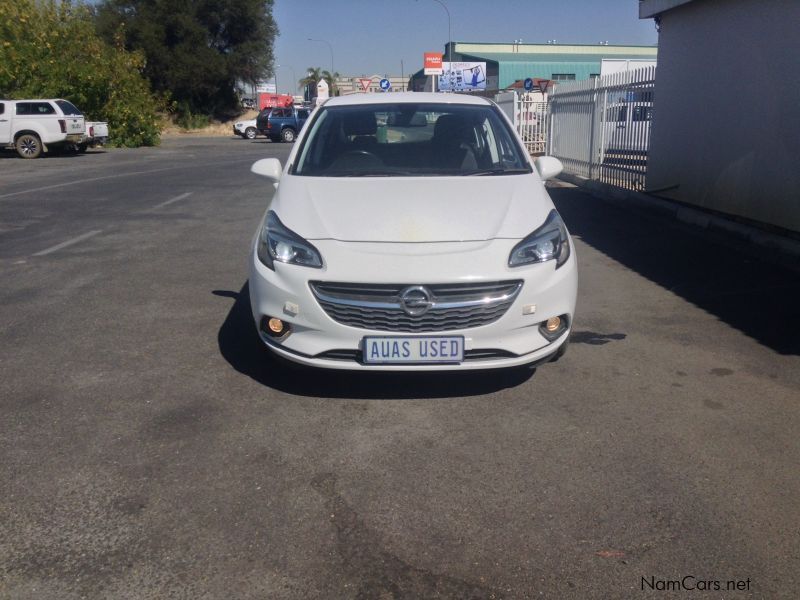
[587,76,599,180]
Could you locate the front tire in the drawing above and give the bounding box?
[281,128,296,143]
[16,133,42,159]
[245,127,257,140]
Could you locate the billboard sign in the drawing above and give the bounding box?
[424,52,443,75]
[439,62,487,92]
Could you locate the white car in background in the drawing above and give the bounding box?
[0,98,85,158]
[233,119,258,139]
[248,93,577,371]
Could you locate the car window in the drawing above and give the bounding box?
[55,100,83,116]
[271,109,288,118]
[294,102,531,177]
[0,103,4,115]
[16,102,56,116]
[297,109,310,119]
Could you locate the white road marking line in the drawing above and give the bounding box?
[32,230,103,257]
[0,157,255,200]
[0,168,175,200]
[144,192,193,212]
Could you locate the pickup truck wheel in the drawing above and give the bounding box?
[281,128,296,143]
[16,133,42,159]
[245,127,257,140]
[77,143,88,153]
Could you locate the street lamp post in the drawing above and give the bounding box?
[416,0,451,91]
[430,0,451,66]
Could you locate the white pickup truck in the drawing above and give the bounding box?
[0,98,86,158]
[79,121,110,151]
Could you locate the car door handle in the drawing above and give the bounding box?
[0,119,8,122]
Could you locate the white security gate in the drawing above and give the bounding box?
[494,91,549,155]
[518,96,548,155]
[548,67,656,191]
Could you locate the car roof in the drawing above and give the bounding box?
[323,92,492,107]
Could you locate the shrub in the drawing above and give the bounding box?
[0,0,163,146]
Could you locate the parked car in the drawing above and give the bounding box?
[0,98,85,158]
[248,93,577,371]
[80,121,109,150]
[255,106,311,143]
[602,91,653,155]
[233,119,258,139]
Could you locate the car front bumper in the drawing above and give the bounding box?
[248,238,578,371]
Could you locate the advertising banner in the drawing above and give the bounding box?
[439,62,487,92]
[424,52,443,75]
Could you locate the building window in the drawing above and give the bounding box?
[589,74,600,79]
[552,74,576,81]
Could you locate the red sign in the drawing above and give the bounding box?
[424,52,443,75]
[359,78,373,92]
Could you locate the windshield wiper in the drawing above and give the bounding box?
[463,168,531,176]
[326,170,414,177]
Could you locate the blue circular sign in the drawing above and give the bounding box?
[524,78,534,91]
[379,78,391,91]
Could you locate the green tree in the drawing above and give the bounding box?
[299,67,340,97]
[0,0,162,146]
[95,0,278,118]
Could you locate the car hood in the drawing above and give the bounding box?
[271,175,552,242]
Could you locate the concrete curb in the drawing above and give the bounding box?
[553,173,800,264]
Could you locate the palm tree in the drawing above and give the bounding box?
[299,67,340,97]
[322,70,341,96]
[299,67,322,89]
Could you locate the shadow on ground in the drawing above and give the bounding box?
[215,284,535,399]
[550,186,800,355]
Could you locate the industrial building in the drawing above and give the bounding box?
[410,41,657,91]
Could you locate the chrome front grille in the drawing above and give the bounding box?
[309,280,523,332]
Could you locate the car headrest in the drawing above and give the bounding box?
[343,111,377,136]
[432,114,470,143]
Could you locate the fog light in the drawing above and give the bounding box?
[545,316,561,333]
[260,316,291,339]
[268,318,285,334]
[539,314,568,342]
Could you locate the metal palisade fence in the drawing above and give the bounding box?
[547,66,656,191]
[495,91,549,155]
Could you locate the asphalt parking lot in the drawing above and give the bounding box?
[1,137,798,599]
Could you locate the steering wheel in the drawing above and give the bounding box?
[341,150,379,160]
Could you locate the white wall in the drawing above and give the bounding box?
[600,59,658,76]
[646,0,800,233]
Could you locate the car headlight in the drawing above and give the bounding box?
[508,209,571,268]
[257,211,323,270]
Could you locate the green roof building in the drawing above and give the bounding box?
[410,41,657,91]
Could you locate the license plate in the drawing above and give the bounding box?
[68,120,83,133]
[362,336,464,364]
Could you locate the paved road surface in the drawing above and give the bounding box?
[1,138,798,599]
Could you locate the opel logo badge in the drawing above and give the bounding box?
[399,286,433,316]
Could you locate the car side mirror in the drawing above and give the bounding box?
[534,156,563,181]
[251,158,283,183]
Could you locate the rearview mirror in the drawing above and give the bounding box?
[534,156,563,181]
[251,158,283,183]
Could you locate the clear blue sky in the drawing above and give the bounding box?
[273,0,657,92]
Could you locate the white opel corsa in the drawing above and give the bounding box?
[248,93,577,371]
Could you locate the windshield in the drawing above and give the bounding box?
[293,103,532,177]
